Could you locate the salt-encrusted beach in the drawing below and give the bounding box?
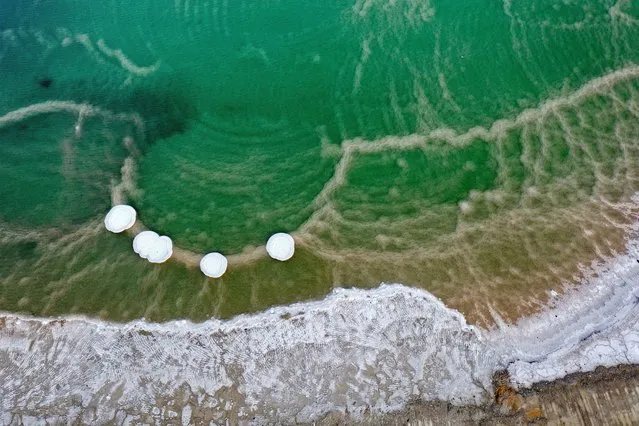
[2,231,639,424]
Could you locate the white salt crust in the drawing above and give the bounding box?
[2,236,639,423]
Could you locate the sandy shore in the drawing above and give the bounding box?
[316,365,639,425]
[2,231,639,424]
[3,363,637,424]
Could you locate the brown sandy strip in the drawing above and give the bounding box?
[313,365,639,425]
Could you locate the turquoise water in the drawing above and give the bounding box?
[2,0,639,323]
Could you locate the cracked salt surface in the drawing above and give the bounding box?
[1,239,639,423]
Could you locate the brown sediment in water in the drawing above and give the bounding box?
[94,64,639,326]
[111,171,637,325]
[109,197,633,328]
[0,198,631,326]
[297,198,635,328]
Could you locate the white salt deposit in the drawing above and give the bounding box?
[132,231,172,263]
[266,232,295,261]
[133,231,159,256]
[147,236,173,264]
[2,239,639,423]
[200,252,228,278]
[3,234,639,424]
[0,284,491,424]
[491,237,639,388]
[104,205,136,233]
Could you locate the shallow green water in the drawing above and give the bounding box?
[2,0,639,322]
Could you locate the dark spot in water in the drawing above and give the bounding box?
[216,103,246,117]
[38,74,196,149]
[10,241,38,258]
[0,240,39,274]
[121,85,197,145]
[38,78,53,88]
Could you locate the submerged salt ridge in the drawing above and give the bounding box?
[3,0,639,322]
[2,233,639,423]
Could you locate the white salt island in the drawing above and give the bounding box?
[133,230,173,263]
[104,205,136,233]
[200,252,228,278]
[266,232,295,261]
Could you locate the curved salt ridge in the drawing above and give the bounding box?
[200,252,228,278]
[266,232,295,261]
[101,64,639,270]
[0,100,143,129]
[96,38,161,76]
[104,205,136,233]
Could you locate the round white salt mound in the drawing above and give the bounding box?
[133,231,159,257]
[133,231,172,263]
[266,233,295,261]
[147,235,173,264]
[200,252,228,278]
[104,205,136,233]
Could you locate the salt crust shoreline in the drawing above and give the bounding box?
[1,235,639,424]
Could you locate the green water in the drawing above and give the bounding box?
[2,0,639,322]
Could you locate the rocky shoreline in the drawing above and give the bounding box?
[316,364,639,425]
[3,237,639,425]
[2,265,639,425]
[3,364,637,424]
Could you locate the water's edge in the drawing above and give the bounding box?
[2,230,639,424]
[315,364,639,425]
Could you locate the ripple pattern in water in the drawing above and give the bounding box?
[1,0,639,323]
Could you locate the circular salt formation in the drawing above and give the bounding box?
[133,231,159,257]
[266,232,295,261]
[104,205,136,233]
[200,252,228,278]
[147,236,173,264]
[133,231,173,263]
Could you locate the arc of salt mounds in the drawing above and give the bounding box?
[200,252,228,278]
[104,205,136,233]
[133,231,173,263]
[266,232,295,261]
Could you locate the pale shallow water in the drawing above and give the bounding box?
[2,0,639,323]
